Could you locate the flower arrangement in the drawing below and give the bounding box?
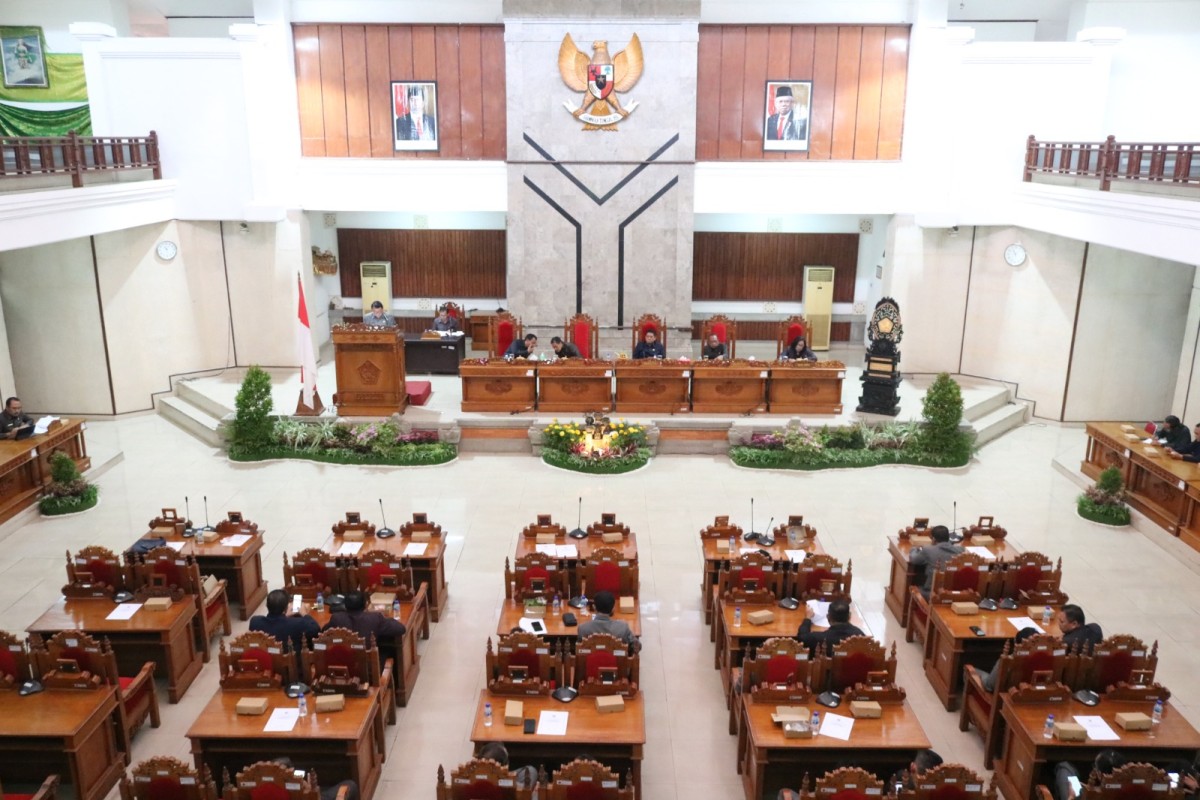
[541,416,651,474]
[1077,466,1131,526]
[40,452,99,516]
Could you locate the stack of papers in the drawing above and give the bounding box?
[1006,616,1046,634]
[965,546,996,560]
[534,544,577,558]
[106,603,142,621]
[403,542,428,557]
[807,600,831,627]
[818,712,855,740]
[165,541,187,552]
[337,541,363,556]
[264,708,299,732]
[33,416,58,434]
[220,534,252,547]
[1073,715,1120,740]
[537,710,569,735]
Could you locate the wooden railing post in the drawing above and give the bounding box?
[1023,135,1037,181]
[65,130,83,188]
[1099,135,1116,191]
[148,130,162,180]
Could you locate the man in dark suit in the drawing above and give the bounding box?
[249,589,320,656]
[1058,604,1103,650]
[323,591,406,660]
[796,597,864,655]
[766,85,807,141]
[395,89,436,142]
[633,330,665,359]
[551,336,581,359]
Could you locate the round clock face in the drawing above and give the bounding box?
[1004,243,1027,267]
[156,240,178,261]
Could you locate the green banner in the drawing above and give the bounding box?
[0,102,91,136]
[0,53,87,102]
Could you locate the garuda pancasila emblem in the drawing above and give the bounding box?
[558,33,644,131]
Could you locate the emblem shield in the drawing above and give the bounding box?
[587,64,614,99]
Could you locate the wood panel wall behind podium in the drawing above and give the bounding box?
[336,228,506,299]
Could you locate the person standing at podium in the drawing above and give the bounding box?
[363,300,395,327]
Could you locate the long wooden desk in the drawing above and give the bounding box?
[322,533,449,622]
[0,686,122,800]
[691,363,768,414]
[1083,422,1200,550]
[496,597,641,641]
[469,690,645,799]
[460,361,538,412]
[738,697,931,800]
[537,361,614,412]
[766,361,846,414]
[701,537,825,626]
[613,360,691,413]
[0,418,90,525]
[515,533,638,564]
[27,597,202,702]
[995,696,1200,800]
[187,688,385,800]
[149,530,268,619]
[923,604,1063,711]
[884,536,1022,627]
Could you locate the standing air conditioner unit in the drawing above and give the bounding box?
[803,266,835,350]
[359,261,392,316]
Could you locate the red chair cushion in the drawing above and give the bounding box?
[566,784,604,800]
[205,597,225,620]
[740,566,765,589]
[787,323,805,342]
[244,647,273,672]
[497,321,515,355]
[952,566,979,592]
[507,649,540,679]
[118,676,136,691]
[250,784,290,800]
[523,566,550,591]
[585,650,618,681]
[296,560,328,586]
[931,786,969,800]
[367,563,393,589]
[712,322,727,343]
[61,647,98,674]
[1097,651,1134,689]
[147,778,187,800]
[0,648,16,677]
[764,655,797,684]
[1015,564,1041,593]
[87,558,118,586]
[152,558,183,587]
[594,562,621,594]
[572,321,592,359]
[836,652,874,690]
[326,644,357,672]
[463,781,503,800]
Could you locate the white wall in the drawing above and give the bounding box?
[1171,269,1200,425]
[223,217,307,367]
[0,0,131,50]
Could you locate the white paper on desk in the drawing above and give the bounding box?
[556,544,578,558]
[537,710,569,736]
[1074,715,1121,741]
[33,416,58,435]
[1007,616,1045,634]
[165,541,187,552]
[784,550,808,564]
[106,603,142,620]
[806,600,831,628]
[535,544,557,556]
[263,708,299,732]
[403,542,428,557]
[965,546,996,560]
[336,542,362,556]
[220,534,251,547]
[818,712,855,740]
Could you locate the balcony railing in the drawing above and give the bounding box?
[1025,135,1199,191]
[0,130,161,188]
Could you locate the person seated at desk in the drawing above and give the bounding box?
[1057,603,1103,651]
[0,396,32,439]
[363,300,395,327]
[796,597,864,656]
[578,590,641,654]
[504,333,538,359]
[1155,415,1191,451]
[908,524,963,598]
[701,333,726,360]
[1054,749,1124,800]
[323,591,406,659]
[477,743,538,790]
[550,336,581,359]
[432,307,458,332]
[784,335,818,362]
[633,330,665,359]
[1166,422,1200,462]
[249,589,320,655]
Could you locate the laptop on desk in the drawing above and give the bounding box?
[14,425,34,441]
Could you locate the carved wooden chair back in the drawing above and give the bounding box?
[546,759,633,800]
[564,313,600,359]
[283,548,343,598]
[219,631,294,689]
[792,554,852,601]
[490,312,524,358]
[436,759,533,800]
[0,630,31,687]
[631,313,666,350]
[505,554,567,601]
[701,314,737,359]
[120,757,217,800]
[221,762,318,800]
[829,636,896,690]
[776,315,810,358]
[572,633,638,692]
[580,547,638,598]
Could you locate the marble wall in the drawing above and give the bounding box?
[504,15,697,330]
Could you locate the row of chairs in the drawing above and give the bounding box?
[283,550,426,600]
[519,513,630,540]
[504,549,638,601]
[485,631,638,697]
[116,757,348,800]
[437,757,632,800]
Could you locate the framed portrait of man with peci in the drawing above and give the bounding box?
[763,80,812,152]
[392,81,439,152]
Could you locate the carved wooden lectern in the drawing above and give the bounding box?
[331,324,408,416]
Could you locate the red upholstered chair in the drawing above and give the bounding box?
[441,302,463,322]
[800,767,884,800]
[301,627,395,723]
[0,630,32,689]
[1081,635,1157,692]
[221,762,318,800]
[564,313,600,359]
[283,548,343,598]
[0,775,59,800]
[350,549,417,598]
[730,637,823,735]
[1076,763,1182,800]
[486,631,565,693]
[545,759,633,800]
[631,313,666,351]
[776,315,810,358]
[29,630,159,761]
[489,312,524,358]
[827,636,896,690]
[505,554,567,601]
[701,314,737,359]
[908,552,994,646]
[65,546,130,598]
[1000,552,1068,604]
[218,631,294,690]
[896,765,997,800]
[572,633,638,693]
[713,552,782,637]
[579,547,638,599]
[436,759,534,800]
[790,554,852,601]
[119,757,217,800]
[132,547,231,664]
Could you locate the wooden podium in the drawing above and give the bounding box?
[331,324,408,416]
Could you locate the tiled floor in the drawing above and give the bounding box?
[2,412,1199,800]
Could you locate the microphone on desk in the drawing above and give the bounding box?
[183,496,196,537]
[758,517,776,547]
[201,495,215,532]
[377,498,396,539]
[747,497,759,538]
[569,496,586,539]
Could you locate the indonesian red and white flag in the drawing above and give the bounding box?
[296,274,318,408]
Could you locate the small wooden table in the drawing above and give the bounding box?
[187,688,385,800]
[151,530,268,619]
[884,536,1022,627]
[613,360,691,413]
[537,361,614,412]
[496,598,641,641]
[460,361,538,412]
[27,597,203,702]
[995,697,1200,800]
[922,604,1063,711]
[701,536,825,626]
[0,687,122,800]
[767,361,846,414]
[469,690,646,799]
[691,362,768,414]
[738,697,931,800]
[323,533,449,622]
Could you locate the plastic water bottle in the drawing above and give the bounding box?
[315,592,324,612]
[392,598,401,618]
[811,710,820,734]
[1041,605,1052,625]
[510,581,517,605]
[1151,699,1163,737]
[734,606,742,627]
[297,693,308,717]
[729,533,736,554]
[483,702,493,727]
[553,593,562,614]
[580,592,589,617]
[1043,713,1055,739]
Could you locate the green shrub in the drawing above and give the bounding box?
[40,452,99,515]
[1077,495,1131,526]
[821,425,866,450]
[1096,466,1124,495]
[542,447,651,474]
[920,373,964,452]
[49,450,82,483]
[1077,465,1130,525]
[230,366,275,455]
[231,441,456,467]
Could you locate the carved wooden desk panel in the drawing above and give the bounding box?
[460,362,538,412]
[691,363,768,413]
[613,361,691,413]
[537,362,614,413]
[766,361,846,414]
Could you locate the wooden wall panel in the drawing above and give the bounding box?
[693,232,859,302]
[294,24,505,160]
[337,229,507,298]
[697,24,911,161]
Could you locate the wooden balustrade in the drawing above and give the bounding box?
[1025,134,1199,190]
[0,130,161,188]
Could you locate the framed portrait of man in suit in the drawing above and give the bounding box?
[392,81,439,152]
[763,80,812,152]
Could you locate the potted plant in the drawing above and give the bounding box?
[1077,466,1131,526]
[40,451,99,516]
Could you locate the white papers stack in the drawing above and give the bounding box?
[537,710,569,736]
[818,712,855,740]
[784,550,808,564]
[220,534,251,547]
[165,541,187,552]
[555,544,578,558]
[403,543,428,557]
[806,600,831,628]
[33,416,58,435]
[965,546,996,560]
[1073,715,1120,741]
[535,544,557,556]
[106,603,142,621]
[337,542,363,556]
[264,708,299,732]
[1007,616,1045,634]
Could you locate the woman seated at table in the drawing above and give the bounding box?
[784,335,817,361]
